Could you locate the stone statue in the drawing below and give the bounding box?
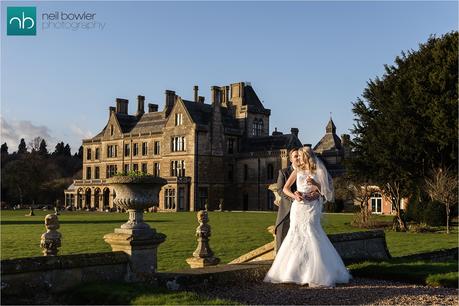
[40,214,62,256]
[186,210,220,268]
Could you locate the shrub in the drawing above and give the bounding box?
[423,201,447,226]
[405,192,426,222]
[324,199,344,213]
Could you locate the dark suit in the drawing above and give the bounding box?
[274,166,297,253]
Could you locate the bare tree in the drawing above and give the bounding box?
[383,181,408,231]
[28,136,43,152]
[349,183,378,228]
[425,167,458,234]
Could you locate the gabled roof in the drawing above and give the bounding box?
[129,112,166,134]
[181,100,213,125]
[181,100,240,129]
[240,134,302,153]
[115,113,138,133]
[91,111,165,140]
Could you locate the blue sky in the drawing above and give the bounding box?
[1,1,457,152]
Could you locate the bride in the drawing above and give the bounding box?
[264,146,351,287]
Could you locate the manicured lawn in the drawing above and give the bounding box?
[349,259,458,288]
[56,282,238,305]
[1,210,457,271]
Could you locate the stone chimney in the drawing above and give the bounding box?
[164,90,176,117]
[136,95,145,116]
[116,98,128,115]
[211,86,222,105]
[148,103,158,112]
[194,86,199,102]
[272,127,283,136]
[291,128,299,138]
[210,86,224,156]
[198,96,205,103]
[109,106,116,116]
[222,86,230,104]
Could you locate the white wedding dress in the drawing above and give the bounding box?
[264,169,351,287]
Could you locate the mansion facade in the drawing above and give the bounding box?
[64,81,348,212]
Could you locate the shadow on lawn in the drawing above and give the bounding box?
[1,220,171,225]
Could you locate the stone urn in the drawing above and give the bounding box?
[106,175,166,236]
[268,183,281,206]
[104,175,167,280]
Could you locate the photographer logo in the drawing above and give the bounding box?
[7,7,36,36]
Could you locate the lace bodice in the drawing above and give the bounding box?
[297,170,317,193]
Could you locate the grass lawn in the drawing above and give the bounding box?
[56,282,238,305]
[1,210,458,271]
[349,259,458,288]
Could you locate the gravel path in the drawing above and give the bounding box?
[195,277,458,305]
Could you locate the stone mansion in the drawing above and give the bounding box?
[64,81,348,211]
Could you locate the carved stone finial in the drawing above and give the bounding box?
[186,210,220,268]
[197,210,208,224]
[40,214,62,256]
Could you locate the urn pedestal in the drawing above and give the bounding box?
[186,210,220,268]
[103,176,167,280]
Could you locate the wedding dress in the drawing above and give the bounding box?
[264,166,351,287]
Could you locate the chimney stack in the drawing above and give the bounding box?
[109,106,116,116]
[116,98,129,114]
[221,86,230,104]
[194,86,199,102]
[272,127,283,136]
[211,86,221,105]
[136,95,145,116]
[148,103,158,112]
[165,90,176,106]
[291,127,299,138]
[164,90,176,117]
[198,96,205,103]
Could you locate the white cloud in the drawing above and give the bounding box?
[0,117,55,152]
[69,124,94,140]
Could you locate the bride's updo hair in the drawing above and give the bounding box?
[298,146,317,172]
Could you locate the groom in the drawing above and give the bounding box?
[274,148,300,253]
[274,147,320,253]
